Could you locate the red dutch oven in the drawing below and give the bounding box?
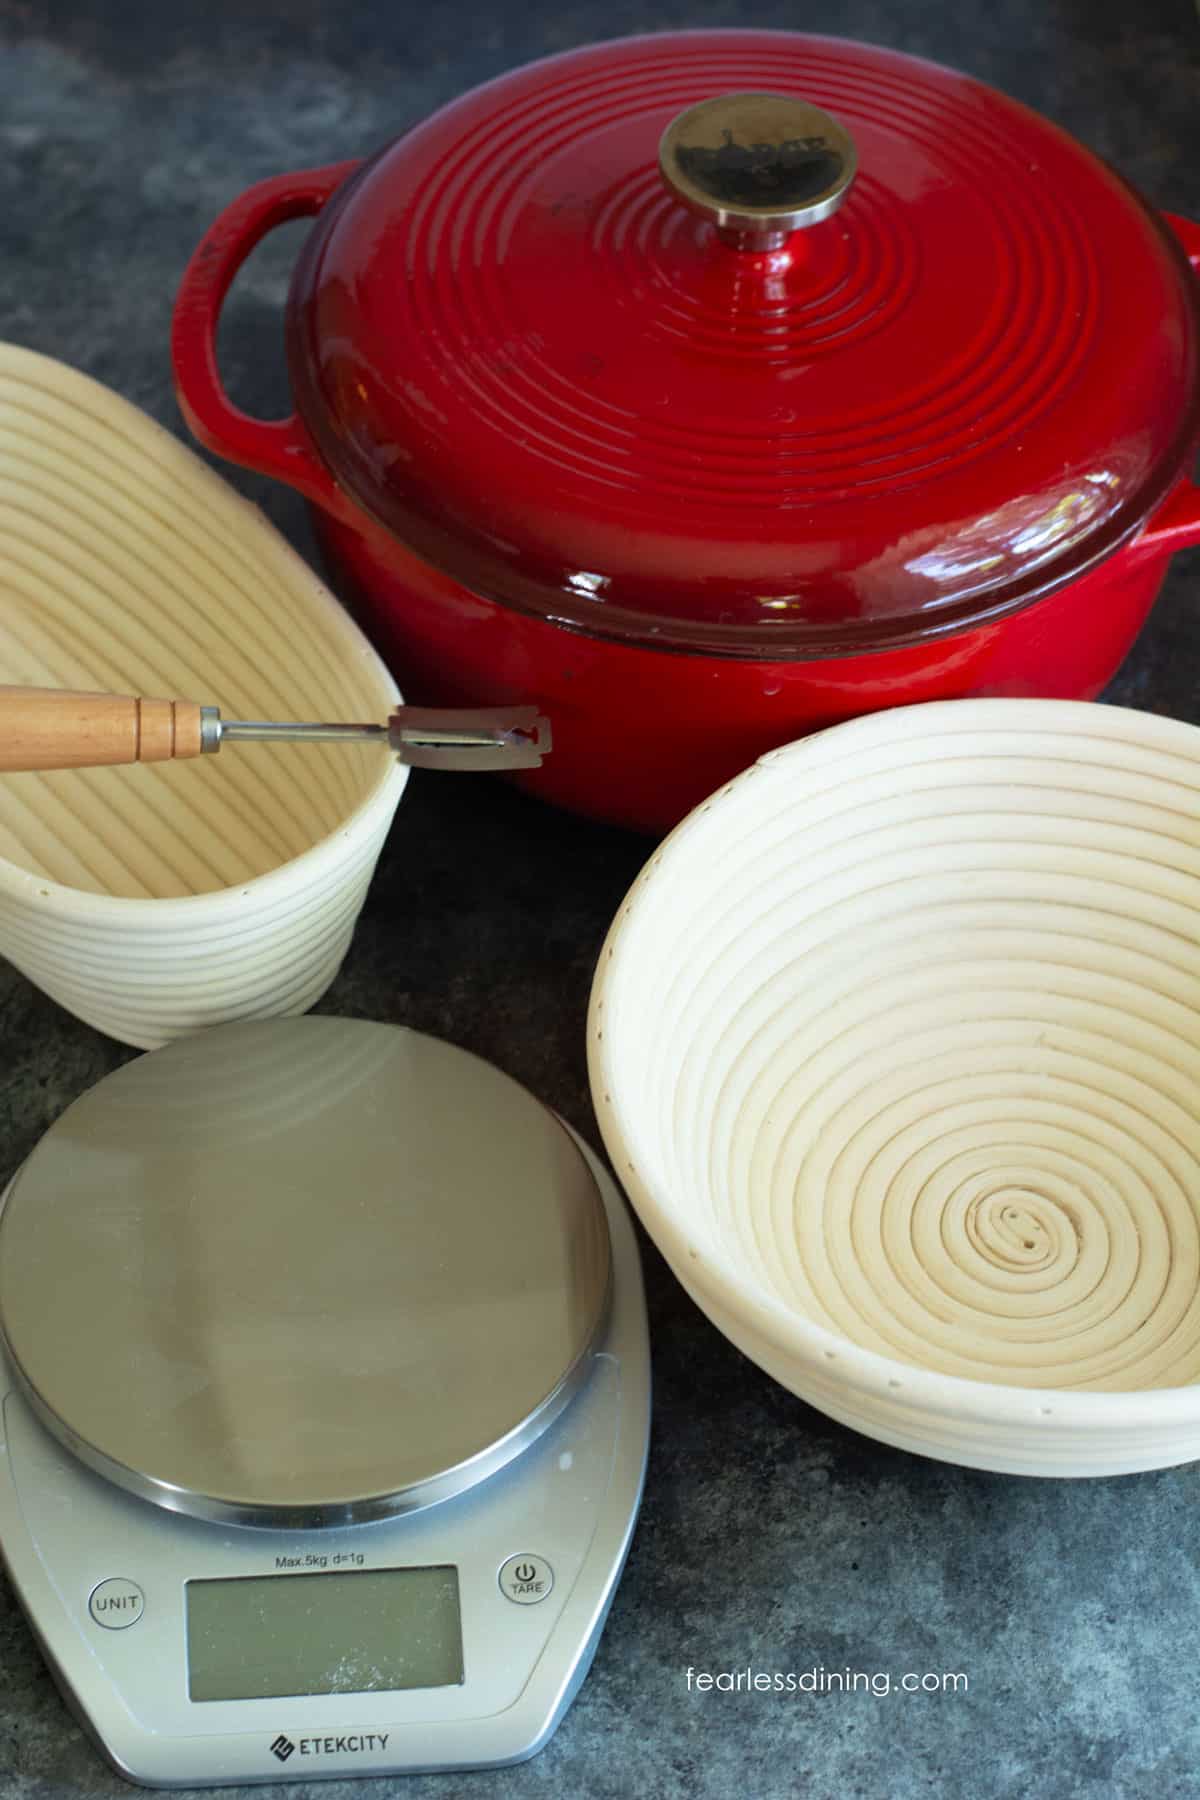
[172,31,1200,833]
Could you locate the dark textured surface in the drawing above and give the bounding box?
[0,2,1199,1796]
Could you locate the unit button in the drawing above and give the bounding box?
[498,1553,554,1605]
[88,1578,144,1629]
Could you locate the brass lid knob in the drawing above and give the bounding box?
[658,92,858,249]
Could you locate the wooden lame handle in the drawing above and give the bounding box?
[0,686,206,772]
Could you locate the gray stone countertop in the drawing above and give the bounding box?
[0,1,1199,1795]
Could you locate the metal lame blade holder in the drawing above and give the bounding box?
[207,704,552,771]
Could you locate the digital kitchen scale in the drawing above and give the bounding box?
[0,1018,650,1787]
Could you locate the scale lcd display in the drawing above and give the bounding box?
[186,1566,464,1701]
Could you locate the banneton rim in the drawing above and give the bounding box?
[590,699,1200,1476]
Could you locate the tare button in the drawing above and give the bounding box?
[498,1553,554,1605]
[88,1578,144,1629]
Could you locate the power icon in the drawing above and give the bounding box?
[499,1553,555,1605]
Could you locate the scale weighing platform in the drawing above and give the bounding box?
[0,1018,650,1786]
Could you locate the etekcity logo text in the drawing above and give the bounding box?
[268,1731,392,1761]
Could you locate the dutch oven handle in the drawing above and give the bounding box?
[171,162,363,525]
[1138,213,1200,556]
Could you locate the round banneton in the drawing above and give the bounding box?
[590,701,1200,1447]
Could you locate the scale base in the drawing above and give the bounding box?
[0,1115,649,1787]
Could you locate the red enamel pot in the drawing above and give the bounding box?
[172,32,1200,833]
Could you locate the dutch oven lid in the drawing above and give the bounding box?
[285,31,1200,657]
